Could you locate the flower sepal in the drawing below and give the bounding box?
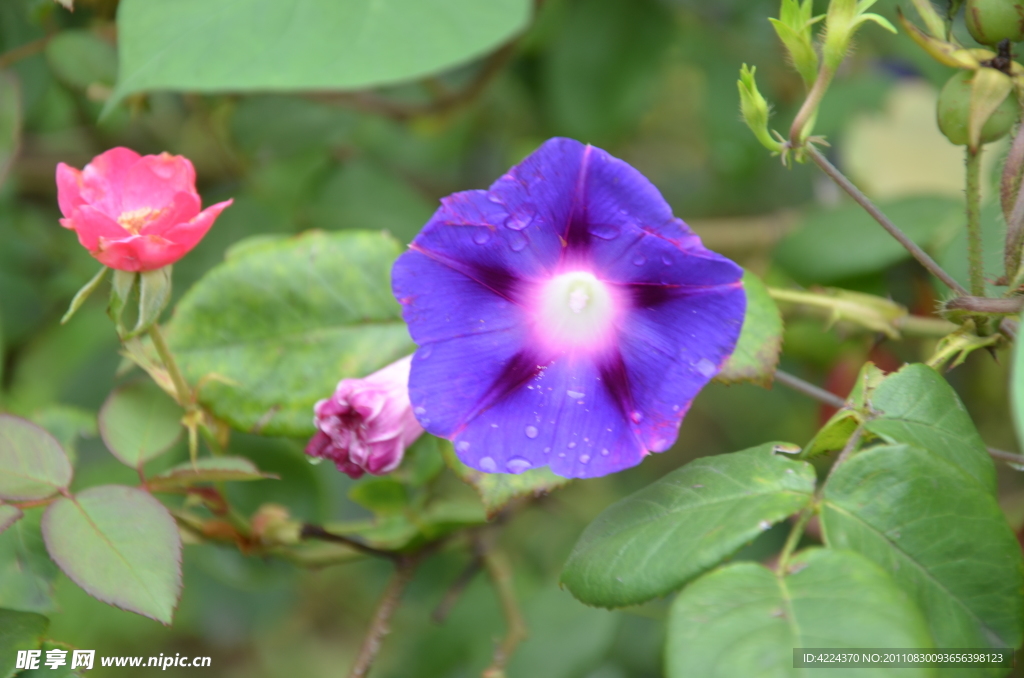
[61,265,109,325]
[108,265,173,339]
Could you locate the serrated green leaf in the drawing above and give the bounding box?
[0,509,59,614]
[0,415,72,502]
[865,363,996,493]
[561,443,815,608]
[822,444,1024,663]
[0,505,21,535]
[27,405,97,469]
[98,380,183,469]
[146,456,275,491]
[443,442,569,518]
[111,0,531,108]
[0,608,48,678]
[716,270,783,387]
[167,230,415,436]
[42,485,182,625]
[666,548,935,678]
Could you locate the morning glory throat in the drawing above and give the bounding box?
[535,270,620,353]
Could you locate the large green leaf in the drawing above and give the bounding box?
[865,363,996,494]
[715,270,783,387]
[561,443,815,608]
[42,485,182,624]
[665,548,935,678]
[0,509,59,614]
[443,442,569,518]
[167,230,415,436]
[0,608,48,678]
[0,415,72,502]
[111,0,531,107]
[98,381,183,469]
[775,196,960,284]
[822,444,1024,663]
[0,71,19,189]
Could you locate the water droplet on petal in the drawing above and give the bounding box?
[662,254,673,265]
[567,390,585,399]
[473,229,492,244]
[544,446,551,453]
[588,223,620,240]
[601,448,610,456]
[579,454,591,464]
[632,254,646,266]
[479,456,497,473]
[568,442,577,449]
[630,411,643,423]
[506,457,531,473]
[525,425,538,439]
[414,406,427,415]
[694,358,717,378]
[457,441,471,452]
[421,417,431,426]
[504,204,537,231]
[508,230,528,252]
[672,404,680,412]
[419,345,432,360]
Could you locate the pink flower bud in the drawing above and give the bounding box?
[306,356,424,478]
[56,148,232,272]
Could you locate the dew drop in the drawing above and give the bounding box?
[479,456,497,473]
[414,406,427,415]
[601,448,610,456]
[588,223,620,240]
[567,390,585,399]
[457,441,471,452]
[418,345,432,360]
[568,442,577,449]
[632,254,646,266]
[661,254,673,266]
[579,454,591,464]
[672,404,680,412]
[544,446,551,453]
[420,417,431,426]
[473,229,492,244]
[308,457,324,466]
[506,457,532,473]
[758,520,771,531]
[694,358,717,378]
[630,411,643,424]
[525,425,538,439]
[508,230,528,252]
[504,204,537,231]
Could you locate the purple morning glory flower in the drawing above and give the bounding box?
[391,138,745,479]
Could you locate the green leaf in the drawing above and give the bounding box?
[0,71,20,189]
[111,0,531,108]
[98,380,183,469]
[775,197,960,284]
[443,442,570,519]
[561,443,815,608]
[0,608,48,678]
[0,505,21,535]
[822,444,1024,658]
[42,485,182,625]
[865,363,996,493]
[0,415,72,502]
[167,230,415,436]
[715,270,783,387]
[44,29,118,90]
[666,548,936,678]
[27,405,98,469]
[349,477,410,515]
[0,509,59,614]
[146,456,276,491]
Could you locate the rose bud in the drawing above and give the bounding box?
[56,147,232,272]
[305,355,424,479]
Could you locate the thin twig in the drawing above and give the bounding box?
[348,556,419,678]
[432,555,484,623]
[988,446,1024,465]
[482,550,527,678]
[300,524,400,561]
[0,36,49,70]
[805,145,969,296]
[945,296,1024,314]
[774,370,846,409]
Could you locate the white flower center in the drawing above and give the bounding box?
[537,271,617,349]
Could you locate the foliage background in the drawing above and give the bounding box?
[0,0,1021,675]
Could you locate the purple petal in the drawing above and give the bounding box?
[451,355,646,479]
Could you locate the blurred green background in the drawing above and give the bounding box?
[1,0,1021,675]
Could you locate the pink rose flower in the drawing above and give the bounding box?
[56,148,232,272]
[306,356,424,478]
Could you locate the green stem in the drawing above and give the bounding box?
[776,508,814,574]
[789,65,836,147]
[147,324,191,406]
[966,146,986,297]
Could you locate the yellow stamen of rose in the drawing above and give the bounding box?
[117,207,162,234]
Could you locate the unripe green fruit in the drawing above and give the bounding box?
[937,69,1020,146]
[965,0,1024,45]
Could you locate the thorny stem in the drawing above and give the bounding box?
[804,145,969,296]
[774,370,845,410]
[148,324,192,407]
[482,550,528,678]
[945,296,1024,314]
[348,556,419,678]
[966,147,986,297]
